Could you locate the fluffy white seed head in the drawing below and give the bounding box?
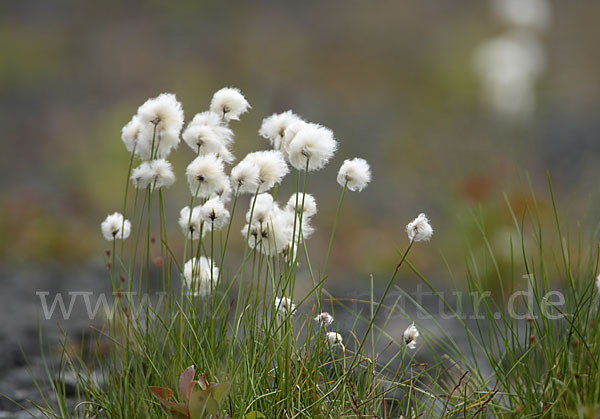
[314,312,334,328]
[182,124,235,163]
[149,159,176,189]
[337,158,371,192]
[242,210,292,257]
[282,120,308,157]
[259,111,303,150]
[183,257,218,297]
[131,162,154,189]
[188,111,225,128]
[403,323,419,350]
[178,206,203,240]
[121,115,142,153]
[212,175,233,203]
[186,154,228,198]
[246,193,274,224]
[101,212,131,241]
[288,123,337,171]
[136,93,184,160]
[326,332,344,347]
[200,197,230,231]
[274,296,295,316]
[244,150,289,192]
[230,160,261,194]
[286,193,317,218]
[130,160,175,189]
[406,213,434,242]
[210,87,250,122]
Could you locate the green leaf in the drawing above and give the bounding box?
[245,411,265,419]
[188,389,217,419]
[209,381,231,404]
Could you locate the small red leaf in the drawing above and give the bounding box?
[149,386,174,403]
[179,365,196,403]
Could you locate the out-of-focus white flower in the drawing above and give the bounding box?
[178,206,203,240]
[491,0,551,30]
[337,158,371,192]
[403,323,419,350]
[186,153,228,198]
[473,31,546,122]
[274,296,295,316]
[209,87,250,122]
[200,197,230,231]
[406,213,433,242]
[326,332,344,348]
[121,115,142,154]
[286,193,317,218]
[245,150,289,193]
[596,275,600,293]
[136,93,184,160]
[259,111,303,151]
[246,193,274,224]
[314,312,334,327]
[287,123,337,171]
[101,212,131,241]
[131,162,154,189]
[130,159,175,189]
[182,124,235,163]
[230,160,261,194]
[183,257,218,297]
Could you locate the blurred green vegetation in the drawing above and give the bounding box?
[1,1,599,282]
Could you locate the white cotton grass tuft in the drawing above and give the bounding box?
[259,111,303,151]
[101,212,131,241]
[337,158,371,192]
[186,153,228,198]
[314,312,334,328]
[178,206,203,240]
[182,124,235,163]
[183,257,219,297]
[246,193,274,224]
[135,93,184,160]
[282,120,308,156]
[199,197,230,231]
[182,111,235,161]
[403,323,419,350]
[287,123,337,171]
[242,209,292,257]
[244,150,289,193]
[121,115,142,154]
[210,87,250,122]
[326,332,344,349]
[274,296,295,317]
[130,162,154,189]
[130,159,176,189]
[149,159,176,189]
[230,160,261,194]
[406,213,434,242]
[212,175,233,203]
[286,193,317,218]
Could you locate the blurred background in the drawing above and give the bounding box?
[1,0,600,283]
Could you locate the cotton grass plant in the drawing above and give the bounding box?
[27,89,600,418]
